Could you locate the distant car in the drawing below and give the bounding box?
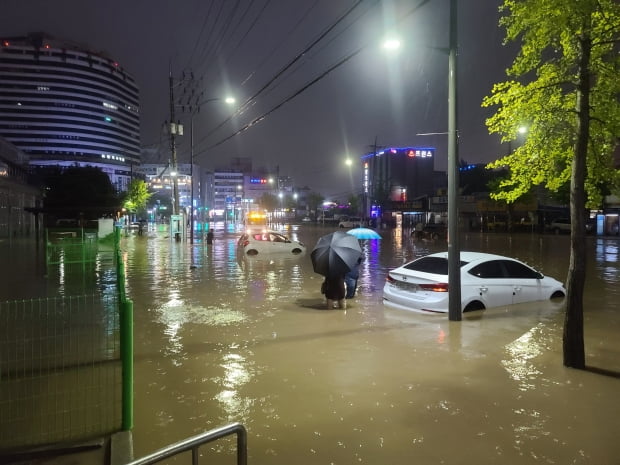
[548,217,594,234]
[548,218,571,234]
[338,217,362,228]
[237,229,306,256]
[301,216,313,223]
[383,251,565,314]
[422,223,447,239]
[55,218,79,227]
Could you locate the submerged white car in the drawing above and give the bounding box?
[237,229,306,256]
[383,251,565,313]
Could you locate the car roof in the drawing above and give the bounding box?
[244,229,286,235]
[424,251,519,264]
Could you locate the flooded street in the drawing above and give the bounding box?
[3,226,619,464]
[119,225,620,465]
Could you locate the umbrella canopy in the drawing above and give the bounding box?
[346,227,382,240]
[311,231,363,277]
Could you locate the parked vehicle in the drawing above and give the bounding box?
[237,229,306,256]
[338,217,362,228]
[383,251,565,313]
[421,223,447,239]
[548,217,594,234]
[548,218,571,234]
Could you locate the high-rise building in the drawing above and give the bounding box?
[361,146,435,219]
[0,33,140,191]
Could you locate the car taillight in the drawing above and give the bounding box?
[386,275,395,283]
[419,283,449,292]
[242,240,249,247]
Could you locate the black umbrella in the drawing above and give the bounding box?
[311,231,363,277]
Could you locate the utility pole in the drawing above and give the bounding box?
[168,70,179,218]
[447,0,461,321]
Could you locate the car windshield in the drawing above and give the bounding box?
[403,256,468,275]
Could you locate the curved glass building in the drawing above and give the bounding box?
[0,33,140,191]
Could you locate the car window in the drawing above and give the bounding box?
[404,257,467,274]
[501,260,540,279]
[468,260,505,278]
[270,233,286,242]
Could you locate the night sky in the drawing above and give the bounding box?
[2,0,517,199]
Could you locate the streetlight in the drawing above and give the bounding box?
[507,125,528,155]
[382,38,401,51]
[278,192,283,221]
[184,96,235,243]
[237,184,243,226]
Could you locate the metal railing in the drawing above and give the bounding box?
[126,423,247,465]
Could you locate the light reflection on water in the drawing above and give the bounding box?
[3,228,617,464]
[115,227,620,464]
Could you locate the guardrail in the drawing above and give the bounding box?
[126,423,247,465]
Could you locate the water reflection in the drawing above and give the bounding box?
[3,229,618,464]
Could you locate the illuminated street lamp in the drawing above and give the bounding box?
[382,38,401,51]
[237,184,243,225]
[278,192,283,220]
[183,96,235,243]
[507,125,528,154]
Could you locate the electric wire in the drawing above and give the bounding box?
[193,0,432,159]
[192,0,367,151]
[183,0,217,71]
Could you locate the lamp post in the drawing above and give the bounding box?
[278,192,283,222]
[237,184,243,226]
[184,96,235,243]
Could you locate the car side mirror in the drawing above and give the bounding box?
[536,272,544,280]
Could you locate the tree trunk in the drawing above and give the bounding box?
[563,34,591,369]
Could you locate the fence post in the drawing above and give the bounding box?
[120,298,134,430]
[115,225,134,430]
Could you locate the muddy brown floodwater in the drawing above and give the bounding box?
[4,225,618,464]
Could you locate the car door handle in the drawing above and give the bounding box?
[479,287,488,293]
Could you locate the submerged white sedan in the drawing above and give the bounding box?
[237,229,306,256]
[383,251,565,313]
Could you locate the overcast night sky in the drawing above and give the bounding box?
[2,0,517,199]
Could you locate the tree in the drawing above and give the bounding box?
[43,165,120,220]
[258,192,279,212]
[306,192,324,219]
[347,194,361,216]
[482,0,620,368]
[123,179,152,219]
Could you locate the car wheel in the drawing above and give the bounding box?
[246,249,258,256]
[464,301,485,312]
[291,248,302,254]
[550,291,565,299]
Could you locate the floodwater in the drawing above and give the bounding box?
[4,226,620,464]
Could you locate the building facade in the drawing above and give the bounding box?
[0,137,40,237]
[0,33,140,192]
[361,146,435,220]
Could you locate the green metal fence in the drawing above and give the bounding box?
[45,228,99,266]
[0,226,133,451]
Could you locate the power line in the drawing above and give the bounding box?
[192,0,367,150]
